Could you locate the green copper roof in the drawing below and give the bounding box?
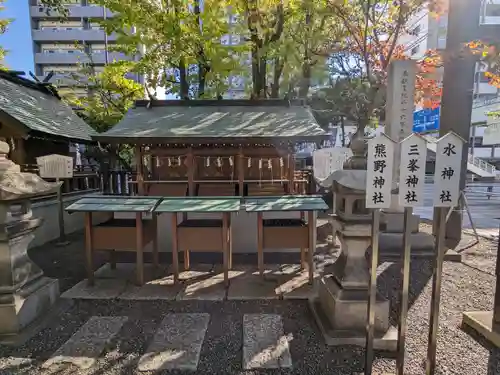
[66,196,161,213]
[155,197,241,213]
[94,100,327,143]
[244,195,329,212]
[0,74,96,142]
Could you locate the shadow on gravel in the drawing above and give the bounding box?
[461,323,500,375]
[376,258,434,328]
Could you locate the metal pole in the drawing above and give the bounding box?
[103,6,109,65]
[396,206,413,375]
[426,207,447,375]
[365,209,381,375]
[56,177,70,246]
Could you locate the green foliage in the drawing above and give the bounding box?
[0,0,12,66]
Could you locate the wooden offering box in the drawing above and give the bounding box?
[155,197,241,286]
[245,195,329,284]
[65,195,162,286]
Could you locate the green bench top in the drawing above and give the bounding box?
[155,196,242,213]
[244,195,328,212]
[65,196,162,213]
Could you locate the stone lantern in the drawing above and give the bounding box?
[310,169,397,350]
[0,140,61,337]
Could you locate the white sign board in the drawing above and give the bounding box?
[366,134,395,209]
[432,132,465,207]
[398,133,427,207]
[312,147,352,181]
[36,154,74,179]
[386,60,417,184]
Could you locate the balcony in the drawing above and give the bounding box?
[30,5,113,19]
[35,51,130,65]
[32,29,117,42]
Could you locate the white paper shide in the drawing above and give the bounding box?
[433,132,465,207]
[366,134,395,209]
[398,134,427,207]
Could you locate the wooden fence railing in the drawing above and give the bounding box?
[20,165,313,199]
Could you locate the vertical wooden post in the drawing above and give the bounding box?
[222,212,230,286]
[152,213,159,269]
[307,210,315,285]
[300,211,306,268]
[238,146,244,196]
[257,212,264,276]
[288,149,295,194]
[187,147,195,196]
[135,146,145,195]
[494,225,500,324]
[171,213,179,284]
[136,212,144,286]
[84,212,94,286]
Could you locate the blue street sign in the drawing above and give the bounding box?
[413,107,440,133]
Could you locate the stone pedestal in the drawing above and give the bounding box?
[0,141,61,338]
[310,170,397,351]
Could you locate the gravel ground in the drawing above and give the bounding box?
[1,226,497,375]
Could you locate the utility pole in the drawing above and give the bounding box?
[439,0,481,245]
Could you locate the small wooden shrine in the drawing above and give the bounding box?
[0,70,96,166]
[94,99,328,197]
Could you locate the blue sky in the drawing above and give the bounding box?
[0,0,34,74]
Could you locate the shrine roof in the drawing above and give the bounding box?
[93,99,328,144]
[0,71,96,143]
[155,196,242,213]
[244,195,329,212]
[66,196,162,213]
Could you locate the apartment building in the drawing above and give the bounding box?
[399,1,500,103]
[28,0,139,97]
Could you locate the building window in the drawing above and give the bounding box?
[410,45,419,55]
[410,25,420,36]
[485,4,500,17]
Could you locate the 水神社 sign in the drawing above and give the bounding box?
[432,132,465,207]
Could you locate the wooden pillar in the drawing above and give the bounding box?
[171,213,179,284]
[187,147,195,196]
[84,212,94,286]
[135,146,145,195]
[288,150,295,194]
[257,212,264,276]
[222,212,230,286]
[135,212,144,286]
[238,146,244,196]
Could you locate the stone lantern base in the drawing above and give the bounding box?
[0,225,60,338]
[310,277,397,351]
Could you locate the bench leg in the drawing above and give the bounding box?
[153,213,159,270]
[257,212,264,277]
[110,250,117,270]
[172,214,179,285]
[184,250,190,271]
[84,212,94,286]
[136,213,144,286]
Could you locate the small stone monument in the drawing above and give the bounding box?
[310,169,397,350]
[0,140,61,337]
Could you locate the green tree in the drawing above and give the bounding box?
[0,0,12,66]
[95,0,243,99]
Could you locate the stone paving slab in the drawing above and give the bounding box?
[176,275,227,301]
[137,313,210,371]
[42,316,128,370]
[277,274,319,300]
[95,263,169,283]
[118,284,181,301]
[169,264,216,281]
[61,279,127,300]
[228,275,280,300]
[242,314,292,369]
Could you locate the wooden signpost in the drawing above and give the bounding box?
[427,131,465,375]
[36,154,74,246]
[396,133,427,375]
[365,133,395,375]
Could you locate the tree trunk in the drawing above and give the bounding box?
[299,62,311,98]
[270,57,284,98]
[340,116,346,147]
[178,58,189,99]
